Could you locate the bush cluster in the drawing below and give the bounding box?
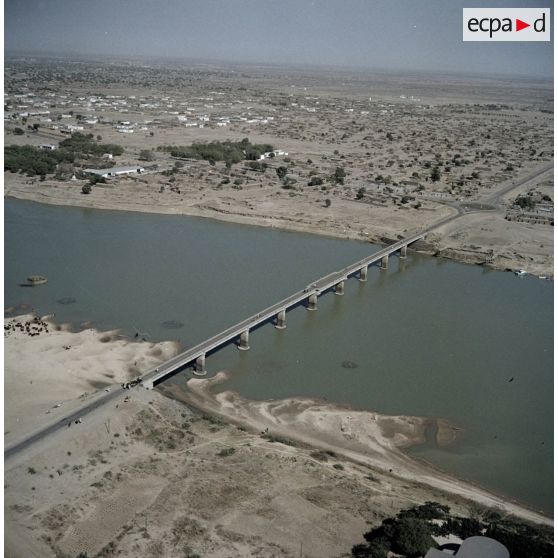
[161,138,273,165]
[59,133,124,157]
[514,195,536,210]
[5,145,74,176]
[351,501,553,558]
[5,133,124,177]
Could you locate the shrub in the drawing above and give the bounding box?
[262,433,300,447]
[276,166,288,180]
[333,167,346,184]
[246,161,267,172]
[308,176,323,186]
[139,149,155,161]
[89,175,107,185]
[515,195,535,210]
[217,447,236,457]
[310,451,329,461]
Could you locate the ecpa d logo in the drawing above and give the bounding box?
[463,8,550,41]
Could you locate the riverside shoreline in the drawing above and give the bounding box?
[162,372,552,527]
[4,314,552,557]
[5,170,553,278]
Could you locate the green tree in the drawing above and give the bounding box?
[356,187,366,200]
[325,198,332,208]
[430,166,441,182]
[308,176,323,187]
[13,127,24,135]
[81,184,92,194]
[390,518,436,558]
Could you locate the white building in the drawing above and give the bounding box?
[259,150,289,160]
[83,166,145,179]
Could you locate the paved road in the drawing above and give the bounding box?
[477,163,553,206]
[419,162,553,234]
[5,387,123,462]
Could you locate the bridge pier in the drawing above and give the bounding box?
[143,380,154,389]
[359,266,368,282]
[381,255,389,270]
[400,245,407,259]
[275,309,287,329]
[307,293,318,311]
[194,354,207,375]
[335,280,345,296]
[238,329,250,351]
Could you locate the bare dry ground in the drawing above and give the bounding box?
[4,59,554,277]
[4,316,551,558]
[4,61,553,556]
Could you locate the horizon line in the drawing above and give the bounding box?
[4,49,554,82]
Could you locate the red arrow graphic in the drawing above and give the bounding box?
[516,18,530,31]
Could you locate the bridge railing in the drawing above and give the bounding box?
[144,233,425,386]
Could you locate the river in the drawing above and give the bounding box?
[4,198,553,514]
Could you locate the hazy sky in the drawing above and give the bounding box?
[4,0,553,77]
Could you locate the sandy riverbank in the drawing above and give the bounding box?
[4,315,552,557]
[6,169,553,278]
[4,313,179,446]
[165,372,552,526]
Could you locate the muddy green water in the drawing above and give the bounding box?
[5,199,553,514]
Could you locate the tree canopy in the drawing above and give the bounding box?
[5,133,124,176]
[59,133,124,156]
[161,138,273,165]
[351,502,553,558]
[4,145,73,176]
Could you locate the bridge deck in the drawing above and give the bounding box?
[143,233,424,387]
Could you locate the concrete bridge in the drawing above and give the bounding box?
[142,232,425,389]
